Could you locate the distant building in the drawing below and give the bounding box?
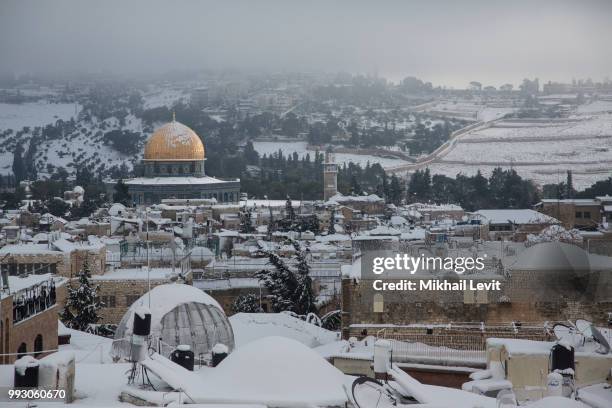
[535,198,602,230]
[472,209,560,241]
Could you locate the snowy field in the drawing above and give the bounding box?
[0,101,79,131]
[253,140,409,169]
[142,88,188,109]
[0,112,142,176]
[426,102,612,189]
[423,100,516,122]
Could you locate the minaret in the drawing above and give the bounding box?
[323,152,338,201]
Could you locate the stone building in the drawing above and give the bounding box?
[535,198,603,230]
[0,274,67,364]
[473,209,560,241]
[195,278,271,315]
[124,118,240,205]
[91,268,193,324]
[340,242,612,337]
[0,237,106,279]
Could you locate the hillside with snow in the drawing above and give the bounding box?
[426,100,612,189]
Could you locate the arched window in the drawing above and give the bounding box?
[17,342,27,359]
[224,192,228,202]
[34,334,43,357]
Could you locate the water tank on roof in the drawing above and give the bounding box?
[171,345,194,371]
[551,343,575,371]
[133,311,151,336]
[211,343,229,367]
[14,357,39,388]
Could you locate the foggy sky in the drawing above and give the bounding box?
[1,0,611,88]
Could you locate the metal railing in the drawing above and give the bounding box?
[384,333,487,366]
[370,322,553,366]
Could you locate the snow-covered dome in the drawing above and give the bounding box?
[112,284,234,361]
[108,203,127,217]
[73,185,84,195]
[511,241,591,272]
[196,336,347,406]
[144,120,205,161]
[190,246,214,258]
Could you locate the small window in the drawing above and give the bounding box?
[373,293,384,313]
[17,343,27,359]
[583,211,591,219]
[575,211,582,218]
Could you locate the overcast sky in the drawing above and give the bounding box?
[1,0,611,88]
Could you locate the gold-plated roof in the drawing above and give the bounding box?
[144,120,205,161]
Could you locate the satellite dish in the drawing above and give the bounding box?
[591,326,611,355]
[575,319,593,338]
[351,377,397,408]
[553,323,572,341]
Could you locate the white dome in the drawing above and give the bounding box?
[73,185,84,195]
[109,203,127,217]
[511,241,591,272]
[112,284,233,360]
[196,336,347,406]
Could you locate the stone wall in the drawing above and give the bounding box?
[91,274,193,325]
[0,249,105,279]
[342,271,611,330]
[202,287,272,316]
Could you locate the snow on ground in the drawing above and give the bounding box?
[58,322,114,364]
[195,336,348,407]
[142,88,188,109]
[575,99,612,114]
[427,111,612,189]
[253,140,409,169]
[0,101,79,131]
[229,312,339,347]
[477,107,515,122]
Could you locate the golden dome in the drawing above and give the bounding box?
[144,120,205,161]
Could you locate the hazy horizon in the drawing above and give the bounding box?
[1,0,611,89]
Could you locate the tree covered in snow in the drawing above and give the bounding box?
[113,179,131,206]
[292,240,317,315]
[526,224,583,246]
[47,198,70,217]
[232,293,263,313]
[327,208,336,235]
[60,259,103,331]
[12,144,26,183]
[285,196,295,221]
[240,206,255,233]
[256,240,317,315]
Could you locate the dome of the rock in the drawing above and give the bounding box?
[144,120,205,161]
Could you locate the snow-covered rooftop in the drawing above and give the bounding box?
[474,209,559,225]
